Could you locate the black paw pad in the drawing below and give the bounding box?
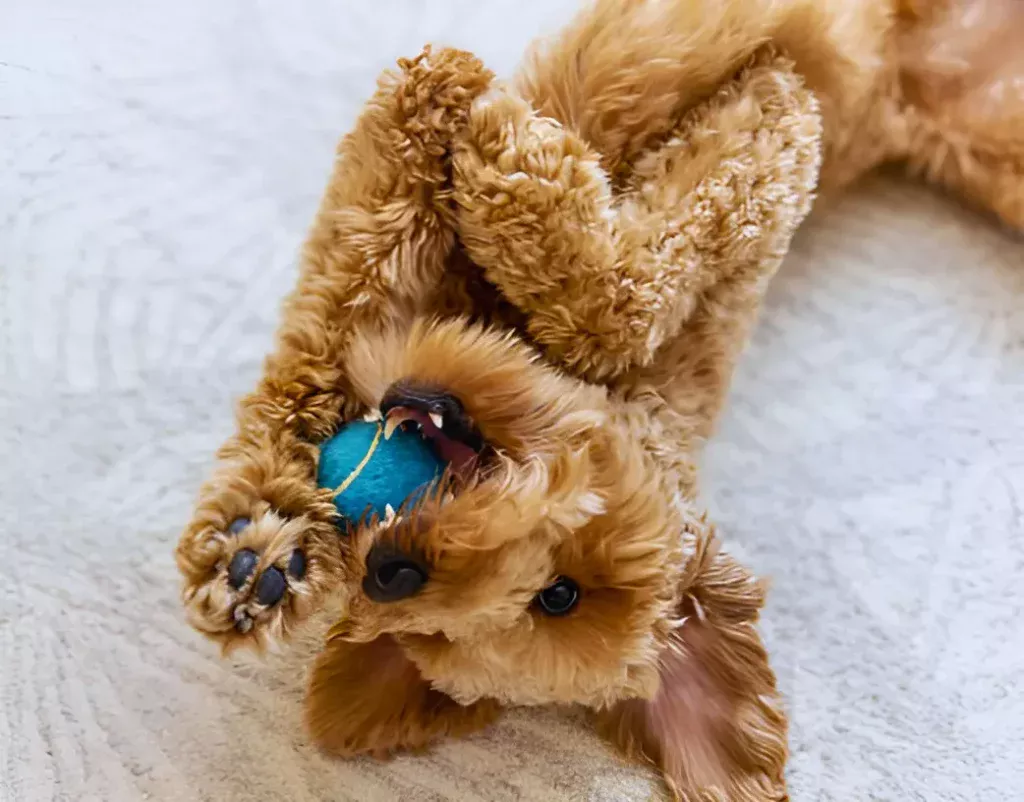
[287,549,307,580]
[255,566,287,606]
[227,548,259,590]
[228,517,251,535]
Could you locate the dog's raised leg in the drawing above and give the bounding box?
[452,51,821,384]
[175,47,493,651]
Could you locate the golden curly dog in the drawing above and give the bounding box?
[175,1,1022,798]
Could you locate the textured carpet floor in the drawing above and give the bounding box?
[2,2,1023,800]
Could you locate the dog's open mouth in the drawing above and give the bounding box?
[379,381,485,475]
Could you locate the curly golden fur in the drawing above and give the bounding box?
[175,1,1023,798]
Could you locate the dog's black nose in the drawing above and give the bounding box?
[363,545,427,603]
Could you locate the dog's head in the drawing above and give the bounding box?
[336,315,679,706]
[324,315,787,797]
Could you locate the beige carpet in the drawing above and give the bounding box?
[3,1,1023,800]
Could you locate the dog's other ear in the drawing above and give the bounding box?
[595,532,788,801]
[305,632,501,757]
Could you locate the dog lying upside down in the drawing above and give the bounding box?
[175,1,1023,798]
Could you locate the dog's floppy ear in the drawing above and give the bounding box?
[595,528,788,801]
[305,632,502,757]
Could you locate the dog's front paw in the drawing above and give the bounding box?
[181,511,318,646]
[176,441,344,650]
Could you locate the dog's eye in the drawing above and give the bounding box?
[535,577,579,616]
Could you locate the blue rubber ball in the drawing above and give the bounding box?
[316,420,445,524]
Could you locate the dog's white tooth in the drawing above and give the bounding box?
[429,412,444,429]
[363,409,383,422]
[384,504,396,524]
[383,416,402,440]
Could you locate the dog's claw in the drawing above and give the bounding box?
[233,607,253,633]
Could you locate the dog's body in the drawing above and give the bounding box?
[176,1,1023,798]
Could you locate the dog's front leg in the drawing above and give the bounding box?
[175,47,494,651]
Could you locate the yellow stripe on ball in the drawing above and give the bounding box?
[331,423,383,498]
